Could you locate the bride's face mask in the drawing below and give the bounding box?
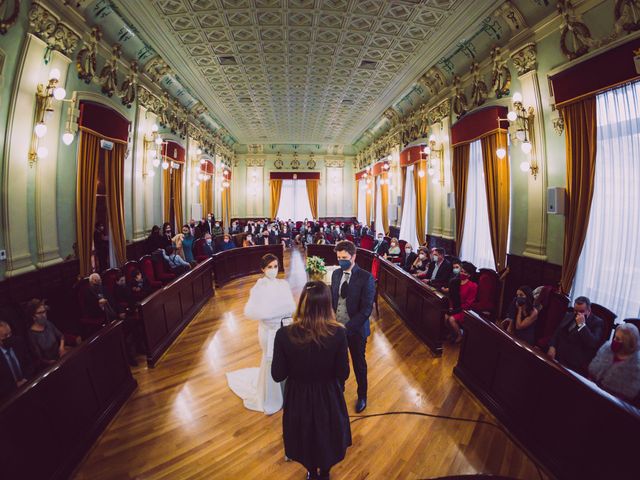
[264,261,278,279]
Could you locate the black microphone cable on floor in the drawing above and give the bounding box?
[348,410,544,480]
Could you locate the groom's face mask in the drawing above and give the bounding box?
[337,252,353,271]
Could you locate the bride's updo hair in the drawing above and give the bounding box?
[290,281,342,346]
[260,253,279,270]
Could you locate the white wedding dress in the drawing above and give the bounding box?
[226,276,296,415]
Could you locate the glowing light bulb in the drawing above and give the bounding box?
[521,141,532,155]
[162,161,169,170]
[53,87,66,100]
[151,124,159,132]
[496,147,507,159]
[62,132,74,145]
[520,161,530,172]
[196,148,202,155]
[155,137,163,145]
[423,146,431,155]
[49,68,61,81]
[152,159,161,168]
[200,158,206,164]
[418,169,425,178]
[507,111,518,122]
[34,122,47,138]
[429,134,436,143]
[513,92,523,103]
[37,146,48,159]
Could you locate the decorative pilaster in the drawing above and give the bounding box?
[28,2,80,58]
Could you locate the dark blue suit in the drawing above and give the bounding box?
[331,264,375,398]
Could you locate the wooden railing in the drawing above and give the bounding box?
[211,244,284,287]
[0,321,137,480]
[137,258,214,367]
[454,310,640,480]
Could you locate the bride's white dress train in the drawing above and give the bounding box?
[226,276,296,415]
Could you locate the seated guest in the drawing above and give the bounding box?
[281,226,292,247]
[230,221,242,235]
[221,234,236,251]
[162,246,191,275]
[173,224,195,264]
[501,286,539,346]
[400,244,416,272]
[422,248,453,287]
[161,222,173,249]
[387,238,401,260]
[444,261,478,344]
[128,269,151,301]
[26,299,65,367]
[268,226,279,245]
[410,248,429,276]
[0,320,34,399]
[212,221,223,237]
[85,273,124,322]
[202,233,216,255]
[243,234,255,247]
[314,232,326,245]
[548,296,604,374]
[589,323,640,402]
[373,233,389,256]
[146,225,164,253]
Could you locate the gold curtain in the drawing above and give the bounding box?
[365,181,372,226]
[452,144,470,255]
[172,167,184,228]
[162,166,171,223]
[270,179,283,219]
[75,131,101,277]
[306,179,319,219]
[413,161,428,245]
[380,172,389,234]
[104,143,127,267]
[559,97,597,293]
[200,179,213,218]
[221,184,231,229]
[481,132,510,271]
[400,166,407,207]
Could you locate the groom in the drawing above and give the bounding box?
[331,240,375,413]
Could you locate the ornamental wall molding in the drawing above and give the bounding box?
[511,42,538,76]
[28,2,80,58]
[245,157,266,167]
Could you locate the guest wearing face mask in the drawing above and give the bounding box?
[386,238,401,261]
[501,286,539,346]
[128,269,151,301]
[204,214,215,235]
[402,244,418,272]
[160,222,173,250]
[25,299,64,368]
[243,233,255,247]
[221,234,236,251]
[212,221,223,237]
[373,233,389,256]
[0,320,34,399]
[230,221,242,235]
[227,254,296,415]
[410,248,429,276]
[444,261,478,344]
[280,226,292,247]
[588,323,640,402]
[423,248,453,287]
[85,273,124,323]
[202,233,216,255]
[146,225,164,254]
[173,224,195,264]
[268,225,279,245]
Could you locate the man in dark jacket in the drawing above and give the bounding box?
[548,296,604,374]
[424,248,453,288]
[0,321,34,399]
[331,240,375,413]
[373,233,389,257]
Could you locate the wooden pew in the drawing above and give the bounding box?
[454,310,640,480]
[305,244,446,356]
[0,320,137,480]
[211,244,284,287]
[137,258,214,367]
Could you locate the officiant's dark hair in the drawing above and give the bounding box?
[290,281,342,346]
[260,253,279,270]
[334,240,356,256]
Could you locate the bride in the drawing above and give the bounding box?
[226,253,296,415]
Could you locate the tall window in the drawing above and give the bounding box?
[459,140,496,269]
[399,165,420,247]
[375,176,383,234]
[573,81,640,319]
[357,179,367,224]
[276,180,313,221]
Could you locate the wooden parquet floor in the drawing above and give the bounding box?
[73,247,546,480]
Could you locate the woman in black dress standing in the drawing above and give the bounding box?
[272,281,351,480]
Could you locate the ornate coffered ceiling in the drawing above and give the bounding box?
[113,0,497,145]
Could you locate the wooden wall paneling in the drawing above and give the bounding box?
[426,234,456,255]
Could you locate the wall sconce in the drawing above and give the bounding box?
[497,92,538,178]
[29,68,76,167]
[423,133,444,186]
[142,123,162,178]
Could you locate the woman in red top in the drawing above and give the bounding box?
[445,261,478,344]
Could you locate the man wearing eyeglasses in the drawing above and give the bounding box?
[331,240,375,413]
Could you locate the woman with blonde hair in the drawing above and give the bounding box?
[272,281,351,480]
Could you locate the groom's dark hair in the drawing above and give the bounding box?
[334,240,356,256]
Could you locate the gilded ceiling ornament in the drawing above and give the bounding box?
[615,0,640,33]
[246,157,265,167]
[452,76,468,119]
[144,57,173,83]
[490,46,511,98]
[511,43,538,76]
[557,0,594,60]
[99,43,121,97]
[307,152,316,169]
[383,107,400,126]
[494,1,527,34]
[76,26,101,84]
[119,61,138,109]
[325,157,345,168]
[28,2,80,57]
[418,66,447,96]
[290,151,300,170]
[470,62,488,107]
[137,85,163,114]
[429,99,451,125]
[158,92,171,127]
[0,0,19,35]
[274,152,284,169]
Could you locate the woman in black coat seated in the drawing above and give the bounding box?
[272,281,351,480]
